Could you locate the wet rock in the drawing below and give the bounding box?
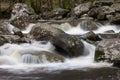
[51,23,72,31]
[88,7,99,19]
[98,33,119,39]
[73,2,92,17]
[111,3,120,12]
[67,18,80,26]
[104,30,115,33]
[10,3,35,30]
[93,0,114,6]
[110,13,120,24]
[80,19,100,31]
[51,8,68,19]
[80,31,101,45]
[88,6,115,20]
[81,31,101,41]
[41,8,68,20]
[29,23,64,41]
[29,23,84,58]
[20,51,65,64]
[52,33,84,57]
[81,14,93,19]
[0,35,28,46]
[97,6,115,20]
[106,14,114,21]
[13,27,24,37]
[38,51,65,63]
[0,20,11,35]
[0,35,8,46]
[95,39,120,67]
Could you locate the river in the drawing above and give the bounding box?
[0,23,120,80]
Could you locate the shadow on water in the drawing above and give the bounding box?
[0,67,120,80]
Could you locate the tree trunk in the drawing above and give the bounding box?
[49,0,53,10]
[0,0,1,18]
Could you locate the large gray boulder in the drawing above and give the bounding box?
[73,2,92,17]
[29,23,64,41]
[29,23,84,58]
[111,3,120,12]
[95,39,120,67]
[10,3,35,30]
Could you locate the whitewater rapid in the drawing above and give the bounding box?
[1,22,120,71]
[0,40,112,71]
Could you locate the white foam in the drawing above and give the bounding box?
[0,41,112,71]
[65,23,89,35]
[0,22,115,71]
[22,23,35,34]
[65,24,120,35]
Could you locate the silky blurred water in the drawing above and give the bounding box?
[0,23,120,80]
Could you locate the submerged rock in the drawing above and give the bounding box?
[29,23,84,58]
[20,50,65,63]
[95,39,120,67]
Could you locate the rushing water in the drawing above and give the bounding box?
[0,22,120,80]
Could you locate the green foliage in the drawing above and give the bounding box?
[52,0,59,9]
[10,0,96,14]
[25,0,31,7]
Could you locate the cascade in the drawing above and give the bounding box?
[0,23,119,70]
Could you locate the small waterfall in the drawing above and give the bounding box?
[66,23,89,35]
[94,25,120,33]
[64,41,110,69]
[21,54,40,64]
[0,41,55,65]
[7,23,15,34]
[22,23,35,34]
